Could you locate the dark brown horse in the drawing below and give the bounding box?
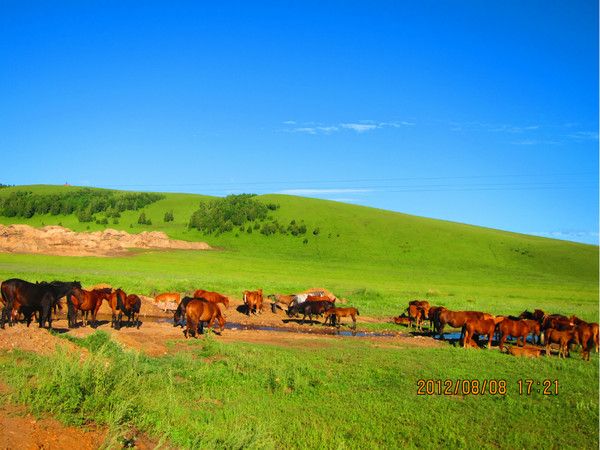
[108,288,127,329]
[67,287,113,328]
[1,279,81,329]
[323,307,359,328]
[287,300,333,324]
[183,299,225,338]
[193,289,230,308]
[118,294,142,329]
[428,306,446,331]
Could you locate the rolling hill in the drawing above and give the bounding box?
[0,184,597,319]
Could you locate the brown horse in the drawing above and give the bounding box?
[508,345,543,358]
[106,288,127,329]
[267,293,296,313]
[496,318,540,350]
[570,316,599,361]
[463,318,496,349]
[184,299,225,338]
[243,289,263,315]
[193,289,230,308]
[545,328,578,358]
[154,292,181,311]
[541,314,572,332]
[428,306,446,331]
[119,294,142,329]
[407,304,426,331]
[434,309,486,339]
[68,287,113,328]
[393,315,412,326]
[323,307,359,328]
[408,300,430,321]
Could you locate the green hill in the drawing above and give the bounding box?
[0,184,597,319]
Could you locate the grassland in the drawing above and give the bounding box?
[0,185,597,320]
[1,331,598,449]
[0,184,598,449]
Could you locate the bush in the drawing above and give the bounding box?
[77,210,94,223]
[163,210,174,222]
[312,227,320,236]
[96,217,109,225]
[137,213,152,225]
[0,189,163,220]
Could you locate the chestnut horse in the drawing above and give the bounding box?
[193,289,230,308]
[545,328,579,358]
[393,315,412,326]
[407,304,426,331]
[67,287,112,328]
[323,307,359,328]
[496,318,541,350]
[570,316,599,361]
[434,310,486,339]
[243,289,263,315]
[183,299,225,338]
[463,318,496,349]
[154,292,181,311]
[267,293,296,313]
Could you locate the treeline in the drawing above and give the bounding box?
[0,189,164,222]
[188,194,309,237]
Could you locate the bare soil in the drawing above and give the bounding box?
[0,224,211,257]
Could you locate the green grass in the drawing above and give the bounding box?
[1,331,597,449]
[0,184,597,320]
[0,184,597,448]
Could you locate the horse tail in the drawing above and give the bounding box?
[117,290,125,312]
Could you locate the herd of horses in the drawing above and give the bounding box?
[0,278,141,330]
[394,300,599,361]
[1,278,597,363]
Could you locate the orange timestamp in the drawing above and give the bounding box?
[416,379,508,396]
[416,378,560,396]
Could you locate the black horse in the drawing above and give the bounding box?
[0,279,81,329]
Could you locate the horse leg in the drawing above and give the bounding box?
[117,312,123,330]
[499,333,507,351]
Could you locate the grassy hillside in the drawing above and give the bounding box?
[0,184,597,319]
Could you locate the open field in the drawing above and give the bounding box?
[0,185,598,448]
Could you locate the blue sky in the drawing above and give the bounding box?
[1,1,598,244]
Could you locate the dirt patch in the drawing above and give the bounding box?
[0,401,107,450]
[0,224,211,257]
[0,324,85,357]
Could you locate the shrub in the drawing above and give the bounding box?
[189,194,269,234]
[163,210,174,222]
[312,227,320,236]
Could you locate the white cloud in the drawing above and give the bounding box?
[282,120,414,135]
[566,131,599,141]
[340,123,379,133]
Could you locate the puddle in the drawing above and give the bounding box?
[72,314,404,339]
[222,322,399,338]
